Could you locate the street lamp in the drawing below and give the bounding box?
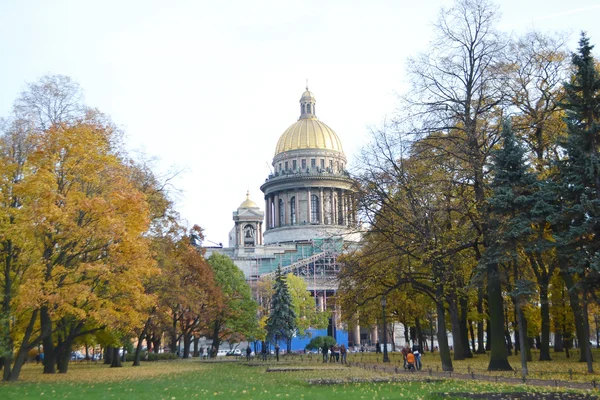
[381,295,390,363]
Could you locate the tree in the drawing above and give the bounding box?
[555,33,600,372]
[404,0,511,370]
[207,253,258,355]
[285,273,329,337]
[266,266,297,353]
[485,119,543,375]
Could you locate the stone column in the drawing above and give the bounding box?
[319,188,324,224]
[274,193,279,227]
[371,326,379,345]
[307,188,312,223]
[353,323,361,348]
[265,197,270,229]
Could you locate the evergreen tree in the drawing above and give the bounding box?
[555,32,600,371]
[485,119,541,374]
[266,266,297,353]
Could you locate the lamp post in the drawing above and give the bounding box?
[381,296,390,363]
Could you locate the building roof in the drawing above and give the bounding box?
[274,87,344,156]
[239,191,259,209]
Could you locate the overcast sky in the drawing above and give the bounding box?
[1,0,599,245]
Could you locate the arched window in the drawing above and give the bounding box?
[311,194,320,223]
[278,198,284,227]
[307,104,311,113]
[290,196,296,225]
[302,104,306,114]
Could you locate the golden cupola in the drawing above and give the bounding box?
[274,87,344,156]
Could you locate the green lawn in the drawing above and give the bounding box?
[0,358,594,399]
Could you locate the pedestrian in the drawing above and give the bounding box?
[401,344,409,369]
[199,346,204,359]
[261,343,267,361]
[246,345,252,361]
[35,353,40,364]
[275,343,280,362]
[340,344,347,364]
[376,341,381,354]
[406,350,416,371]
[322,343,329,363]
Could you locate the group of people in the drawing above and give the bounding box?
[321,343,347,364]
[401,343,422,371]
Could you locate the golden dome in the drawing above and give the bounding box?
[274,87,344,156]
[275,119,344,156]
[239,191,258,209]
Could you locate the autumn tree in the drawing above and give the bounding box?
[286,273,329,337]
[403,0,511,370]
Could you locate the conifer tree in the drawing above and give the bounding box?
[556,32,600,372]
[486,119,541,374]
[266,266,297,353]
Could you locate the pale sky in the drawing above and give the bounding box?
[1,0,599,245]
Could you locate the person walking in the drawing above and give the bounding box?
[246,345,252,361]
[376,341,381,354]
[275,343,280,362]
[340,344,347,364]
[322,343,329,363]
[261,343,268,361]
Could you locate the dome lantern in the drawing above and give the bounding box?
[299,86,316,120]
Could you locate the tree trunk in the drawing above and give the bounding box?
[104,346,113,365]
[448,297,465,360]
[56,341,72,374]
[485,319,491,351]
[487,262,512,370]
[193,336,200,357]
[504,301,513,356]
[133,318,151,366]
[469,320,476,353]
[3,310,39,381]
[561,270,588,362]
[460,296,473,358]
[539,280,552,361]
[436,285,453,371]
[583,289,594,373]
[110,347,122,368]
[210,320,221,358]
[183,334,192,359]
[516,301,528,377]
[476,287,486,353]
[40,307,56,374]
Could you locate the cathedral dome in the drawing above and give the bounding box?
[274,87,344,156]
[274,119,344,156]
[239,191,258,209]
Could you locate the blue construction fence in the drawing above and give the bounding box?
[271,328,348,352]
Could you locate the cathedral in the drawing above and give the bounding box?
[205,87,363,348]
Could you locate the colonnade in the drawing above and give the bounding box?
[264,188,356,230]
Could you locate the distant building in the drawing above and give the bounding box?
[206,87,362,347]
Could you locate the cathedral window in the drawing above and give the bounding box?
[329,160,333,170]
[293,160,297,170]
[290,196,296,225]
[311,159,316,168]
[320,159,325,169]
[310,195,320,223]
[278,199,284,227]
[302,104,305,114]
[285,161,288,171]
[307,104,311,113]
[302,159,306,170]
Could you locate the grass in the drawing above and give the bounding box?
[0,357,597,399]
[343,348,600,383]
